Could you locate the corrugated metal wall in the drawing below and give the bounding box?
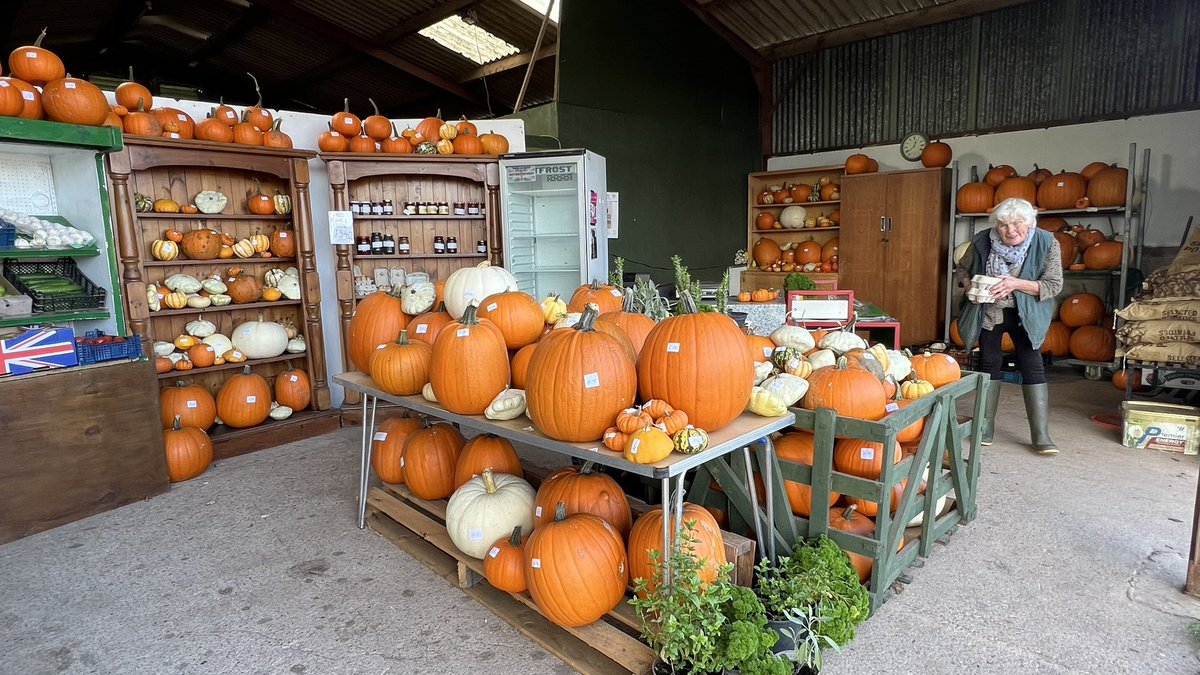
[773,0,1200,154]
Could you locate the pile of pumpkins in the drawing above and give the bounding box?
[751,236,839,273]
[0,29,122,128]
[736,288,781,303]
[146,266,303,312]
[150,222,295,266]
[317,104,509,156]
[152,312,306,374]
[950,291,1115,363]
[371,416,726,629]
[755,175,841,206]
[956,160,1129,213]
[159,361,313,481]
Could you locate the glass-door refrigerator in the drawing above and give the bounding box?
[499,150,607,299]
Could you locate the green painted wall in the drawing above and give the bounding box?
[555,0,760,282]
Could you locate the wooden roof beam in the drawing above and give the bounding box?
[678,0,765,68]
[458,42,557,82]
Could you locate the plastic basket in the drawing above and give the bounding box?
[2,257,105,313]
[74,330,143,365]
[0,223,15,249]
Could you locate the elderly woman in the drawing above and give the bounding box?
[957,197,1063,454]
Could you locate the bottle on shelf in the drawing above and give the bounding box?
[447,237,458,254]
[398,236,411,255]
[468,202,480,216]
[453,201,466,216]
[438,201,450,216]
[370,232,384,255]
[476,239,487,254]
[371,201,384,216]
[433,236,446,255]
[383,234,396,255]
[403,201,416,216]
[383,199,394,216]
[356,235,371,256]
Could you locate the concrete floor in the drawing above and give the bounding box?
[2,374,1199,674]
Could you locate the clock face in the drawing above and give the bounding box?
[901,133,928,161]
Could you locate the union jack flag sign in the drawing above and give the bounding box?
[0,327,78,376]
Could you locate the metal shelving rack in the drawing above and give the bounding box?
[943,143,1151,379]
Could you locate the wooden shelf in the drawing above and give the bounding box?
[353,215,485,221]
[352,253,486,260]
[752,228,839,233]
[751,200,840,208]
[157,352,306,379]
[135,213,291,221]
[0,308,108,328]
[151,299,300,317]
[957,206,1125,217]
[143,257,296,267]
[206,409,342,460]
[0,246,101,258]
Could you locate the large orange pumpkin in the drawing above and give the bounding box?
[567,280,624,314]
[1083,240,1123,270]
[163,416,213,483]
[1038,216,1069,232]
[1037,172,1088,210]
[369,329,432,396]
[1053,230,1078,268]
[41,76,109,126]
[802,356,888,420]
[402,421,466,499]
[215,365,272,428]
[908,351,961,388]
[348,288,410,373]
[627,503,726,595]
[370,416,423,484]
[527,304,637,442]
[746,334,776,363]
[1059,293,1104,327]
[829,503,876,581]
[0,78,25,117]
[1080,161,1112,180]
[533,463,632,537]
[195,113,235,143]
[408,303,453,346]
[595,289,656,357]
[453,133,484,155]
[1112,368,1145,392]
[796,239,822,265]
[992,176,1037,206]
[920,141,952,168]
[477,290,545,350]
[984,165,1017,187]
[1087,167,1128,207]
[415,110,444,146]
[8,29,65,84]
[638,299,753,432]
[956,182,994,213]
[525,502,627,628]
[1041,321,1072,357]
[152,107,196,139]
[180,228,222,260]
[479,130,509,155]
[510,343,537,389]
[1068,325,1116,362]
[160,381,217,430]
[775,431,840,517]
[484,525,529,593]
[892,397,926,443]
[833,437,902,479]
[429,303,509,415]
[453,434,523,490]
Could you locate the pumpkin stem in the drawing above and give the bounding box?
[271,119,283,132]
[396,330,410,345]
[835,356,849,370]
[369,97,380,116]
[553,501,568,522]
[33,27,48,47]
[588,279,604,291]
[247,72,263,107]
[172,415,182,431]
[844,503,859,518]
[242,365,252,375]
[136,97,147,113]
[253,177,264,196]
[579,461,595,475]
[127,65,135,81]
[575,303,600,332]
[481,468,497,493]
[508,525,523,546]
[341,97,351,113]
[390,121,399,139]
[460,302,480,326]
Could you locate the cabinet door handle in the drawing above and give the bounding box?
[880,216,887,233]
[886,216,894,231]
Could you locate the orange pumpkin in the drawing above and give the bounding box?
[1058,293,1105,327]
[408,303,453,346]
[8,29,65,84]
[627,503,726,595]
[1041,321,1072,357]
[318,123,350,152]
[348,288,410,372]
[330,98,361,136]
[453,133,484,155]
[803,356,888,420]
[369,416,424,484]
[984,164,1017,187]
[429,303,509,415]
[215,365,271,428]
[510,343,537,389]
[232,113,264,145]
[195,113,235,143]
[1068,325,1116,362]
[275,361,312,411]
[186,343,217,368]
[402,421,466,500]
[956,182,994,213]
[369,330,433,396]
[908,351,961,388]
[525,502,627,628]
[829,503,876,581]
[41,76,109,126]
[596,300,656,358]
[362,98,391,140]
[775,431,840,517]
[993,176,1037,206]
[453,433,522,490]
[483,525,530,593]
[834,436,903,480]
[163,416,212,483]
[242,73,272,131]
[381,123,414,154]
[533,463,631,537]
[479,130,509,155]
[349,132,377,153]
[160,381,217,430]
[920,141,952,168]
[746,334,775,364]
[477,291,545,350]
[415,110,444,145]
[262,119,292,148]
[1112,368,1145,392]
[1087,166,1128,207]
[566,280,624,314]
[1037,172,1088,210]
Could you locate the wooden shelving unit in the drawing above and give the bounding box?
[106,138,337,457]
[744,165,843,291]
[321,154,501,405]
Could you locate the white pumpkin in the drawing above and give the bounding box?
[747,387,787,417]
[163,274,202,294]
[760,373,809,407]
[400,281,437,315]
[818,331,867,355]
[443,261,518,319]
[907,495,948,527]
[422,382,437,403]
[286,336,306,353]
[202,333,233,357]
[186,316,216,338]
[885,349,912,381]
[201,278,227,295]
[186,295,211,309]
[770,324,815,352]
[276,273,302,301]
[208,293,232,306]
[484,388,526,421]
[263,268,287,288]
[152,340,175,357]
[269,404,294,421]
[779,205,807,229]
[146,286,161,312]
[807,348,836,370]
[445,469,535,559]
[753,360,775,385]
[231,314,289,359]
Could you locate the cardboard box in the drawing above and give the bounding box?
[0,277,32,318]
[1121,401,1200,455]
[0,325,78,376]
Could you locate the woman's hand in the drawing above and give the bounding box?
[990,275,1039,299]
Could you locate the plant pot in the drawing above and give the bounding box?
[767,619,798,654]
[728,310,749,327]
[653,657,694,675]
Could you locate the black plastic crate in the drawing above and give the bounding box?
[2,257,105,313]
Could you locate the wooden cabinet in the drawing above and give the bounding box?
[107,138,338,458]
[743,166,841,291]
[322,154,501,403]
[840,168,950,346]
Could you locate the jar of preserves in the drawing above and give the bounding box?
[433,236,446,255]
[398,236,411,255]
[453,202,466,216]
[467,202,480,215]
[447,237,458,254]
[356,236,371,256]
[371,201,384,216]
[383,199,394,216]
[383,235,396,255]
[476,239,487,254]
[370,232,384,255]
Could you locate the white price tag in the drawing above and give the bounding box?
[629,438,641,455]
[242,328,254,335]
[535,506,542,517]
[290,375,299,382]
[25,51,37,58]
[468,528,484,541]
[885,402,899,413]
[456,328,470,337]
[278,231,288,238]
[0,81,9,88]
[530,558,541,569]
[21,91,34,101]
[488,547,500,559]
[415,324,428,334]
[373,432,388,441]
[583,372,600,388]
[64,81,76,89]
[859,447,875,460]
[610,289,622,297]
[376,343,386,349]
[246,396,257,404]
[177,113,187,121]
[1056,181,1065,187]
[486,302,498,312]
[666,342,680,353]
[186,400,198,408]
[774,346,787,352]
[763,347,773,357]
[400,457,405,467]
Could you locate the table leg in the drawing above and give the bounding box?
[674,473,686,536]
[762,436,777,564]
[743,446,766,562]
[660,476,671,589]
[357,394,378,529]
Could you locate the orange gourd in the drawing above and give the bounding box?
[955,182,994,213]
[525,502,627,628]
[215,365,271,428]
[908,350,961,388]
[566,280,624,314]
[984,164,1017,187]
[186,343,216,368]
[160,381,217,430]
[479,130,509,155]
[349,132,377,153]
[775,431,840,517]
[477,290,545,350]
[453,434,522,490]
[402,421,466,500]
[533,463,631,537]
[8,29,65,84]
[163,416,212,483]
[415,110,444,145]
[803,356,888,420]
[1058,293,1105,327]
[429,303,509,415]
[262,119,292,148]
[41,76,109,126]
[348,288,410,373]
[232,112,264,145]
[362,98,391,140]
[1068,325,1116,362]
[1037,171,1088,210]
[318,123,350,152]
[369,329,432,396]
[370,416,423,484]
[627,503,726,595]
[381,123,413,154]
[484,526,529,593]
[275,361,312,411]
[993,176,1037,206]
[195,112,234,143]
[834,436,903,479]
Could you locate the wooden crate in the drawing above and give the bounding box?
[690,372,987,612]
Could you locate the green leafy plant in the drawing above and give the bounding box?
[715,270,730,316]
[755,536,870,648]
[784,273,817,291]
[778,606,843,673]
[671,255,703,315]
[609,256,625,288]
[631,277,671,321]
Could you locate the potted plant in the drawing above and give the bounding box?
[775,606,843,675]
[631,525,792,675]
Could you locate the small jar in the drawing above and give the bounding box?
[370,232,384,255]
[350,201,361,215]
[467,202,480,216]
[383,199,394,216]
[398,236,411,255]
[383,234,396,255]
[371,201,384,216]
[439,201,451,216]
[433,236,446,255]
[418,201,429,215]
[403,201,417,216]
[356,236,371,256]
[453,202,466,216]
[447,237,458,254]
[476,239,487,254]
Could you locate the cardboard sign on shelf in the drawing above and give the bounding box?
[787,290,854,322]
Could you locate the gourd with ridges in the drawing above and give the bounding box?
[402,421,466,500]
[163,416,213,483]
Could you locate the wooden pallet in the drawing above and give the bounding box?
[368,484,656,675]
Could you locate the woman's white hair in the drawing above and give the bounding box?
[989,197,1038,229]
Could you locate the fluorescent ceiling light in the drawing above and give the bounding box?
[419,15,519,65]
[517,0,560,23]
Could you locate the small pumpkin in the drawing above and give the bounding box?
[616,407,653,434]
[484,526,529,593]
[446,469,536,559]
[672,425,709,454]
[601,426,628,452]
[369,330,432,396]
[151,239,179,261]
[163,416,213,483]
[900,379,934,399]
[216,365,272,428]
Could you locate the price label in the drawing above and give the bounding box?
[530,558,541,569]
[400,457,405,467]
[488,547,500,558]
[415,324,428,334]
[177,113,188,121]
[376,343,386,349]
[486,302,498,312]
[64,81,76,89]
[859,447,874,460]
[246,396,257,403]
[666,342,680,353]
[25,51,37,58]
[583,372,600,388]
[464,290,476,299]
[456,328,470,337]
[278,231,288,238]
[610,289,622,297]
[373,432,388,441]
[468,528,484,541]
[774,346,787,352]
[186,400,198,408]
[629,438,641,455]
[885,402,899,413]
[290,375,299,382]
[535,506,542,517]
[22,90,34,101]
[763,347,773,357]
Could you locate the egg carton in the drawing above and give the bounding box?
[0,208,96,250]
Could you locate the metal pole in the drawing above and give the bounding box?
[358,395,377,529]
[660,476,671,590]
[513,0,555,113]
[762,437,777,564]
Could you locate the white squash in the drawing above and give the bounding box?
[208,293,232,307]
[770,324,815,352]
[400,281,437,315]
[422,382,437,403]
[807,348,836,370]
[146,286,161,312]
[201,278,227,295]
[443,261,518,319]
[268,404,294,421]
[231,313,289,359]
[194,190,228,214]
[754,360,775,385]
[778,205,807,229]
[286,336,306,353]
[445,469,535,559]
[275,273,302,301]
[818,331,867,355]
[484,388,527,421]
[163,274,202,294]
[152,340,176,357]
[263,268,287,288]
[760,373,809,407]
[167,352,186,365]
[186,294,212,309]
[202,333,233,357]
[885,349,912,381]
[907,495,948,527]
[186,316,216,338]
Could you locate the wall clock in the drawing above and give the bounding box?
[900,133,928,161]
